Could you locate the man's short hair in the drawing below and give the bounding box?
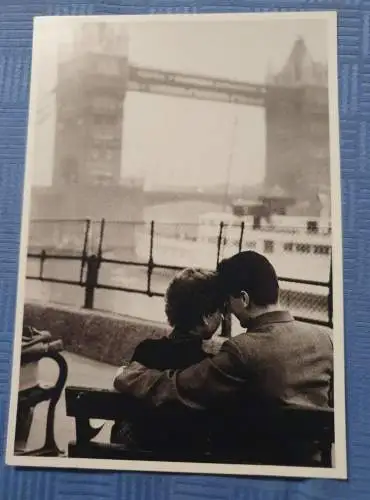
[165,268,223,330]
[217,251,279,306]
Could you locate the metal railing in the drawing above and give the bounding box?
[26,218,333,335]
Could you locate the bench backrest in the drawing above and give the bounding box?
[65,385,334,467]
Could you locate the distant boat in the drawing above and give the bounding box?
[135,211,332,293]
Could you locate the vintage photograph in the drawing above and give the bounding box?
[6,12,346,479]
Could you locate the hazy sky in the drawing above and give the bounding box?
[31,15,329,188]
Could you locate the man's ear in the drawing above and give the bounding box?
[240,291,250,309]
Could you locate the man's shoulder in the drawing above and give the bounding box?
[291,320,333,346]
[225,321,333,350]
[226,331,264,348]
[220,334,249,361]
[222,331,269,361]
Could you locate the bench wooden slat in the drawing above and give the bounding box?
[65,386,150,420]
[65,385,334,467]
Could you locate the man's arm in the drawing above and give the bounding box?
[113,340,248,410]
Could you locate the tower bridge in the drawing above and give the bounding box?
[31,22,330,250]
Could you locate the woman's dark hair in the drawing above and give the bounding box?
[165,268,223,330]
[217,251,279,306]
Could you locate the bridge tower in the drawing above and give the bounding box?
[53,22,128,188]
[48,21,144,236]
[265,38,330,216]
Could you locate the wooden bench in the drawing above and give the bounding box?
[65,386,334,467]
[15,326,68,457]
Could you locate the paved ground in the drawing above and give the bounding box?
[27,352,118,453]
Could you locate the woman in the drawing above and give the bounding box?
[111,267,225,452]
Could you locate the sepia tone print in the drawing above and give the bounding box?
[6,12,345,479]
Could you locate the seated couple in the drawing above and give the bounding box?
[111,251,334,466]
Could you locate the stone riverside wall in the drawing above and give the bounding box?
[23,302,170,366]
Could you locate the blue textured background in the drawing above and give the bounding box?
[0,1,364,499]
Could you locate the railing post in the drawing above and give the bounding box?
[97,218,106,259]
[238,221,245,253]
[83,218,105,309]
[328,256,333,329]
[147,221,155,296]
[80,218,91,285]
[84,254,100,309]
[216,221,224,266]
[216,221,232,337]
[39,249,46,280]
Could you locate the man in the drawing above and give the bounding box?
[114,251,333,463]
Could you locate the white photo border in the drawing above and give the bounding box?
[5,10,347,480]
